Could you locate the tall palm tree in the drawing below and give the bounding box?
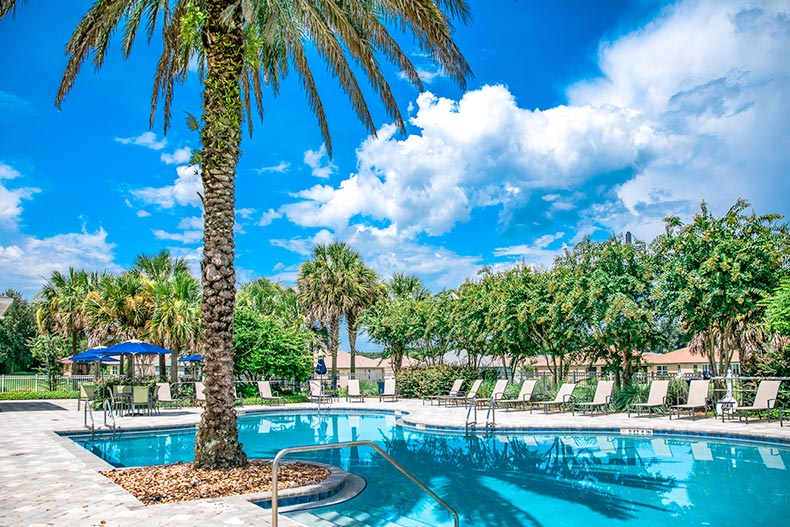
[388,273,430,301]
[5,0,471,469]
[35,268,96,356]
[237,278,304,328]
[344,255,381,376]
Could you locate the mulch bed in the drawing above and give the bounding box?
[101,460,330,505]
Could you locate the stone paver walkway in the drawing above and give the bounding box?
[1,397,788,526]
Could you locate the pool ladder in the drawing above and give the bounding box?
[465,397,497,434]
[83,398,117,435]
[270,440,460,527]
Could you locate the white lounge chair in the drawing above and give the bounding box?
[425,379,464,406]
[497,379,537,411]
[346,379,365,402]
[155,382,180,411]
[735,380,781,423]
[380,379,397,402]
[627,380,669,418]
[440,379,482,407]
[257,381,284,405]
[670,379,710,420]
[532,383,576,414]
[309,379,332,404]
[194,381,206,406]
[573,380,614,416]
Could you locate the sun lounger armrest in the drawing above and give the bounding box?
[563,394,575,403]
[605,395,611,405]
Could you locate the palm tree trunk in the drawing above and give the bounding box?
[347,314,357,377]
[193,1,247,469]
[170,352,178,386]
[330,316,340,387]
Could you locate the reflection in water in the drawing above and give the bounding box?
[71,412,790,527]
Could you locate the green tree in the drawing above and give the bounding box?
[653,200,789,380]
[559,236,660,388]
[237,278,304,328]
[5,0,470,469]
[234,308,312,381]
[762,276,790,337]
[0,290,36,373]
[35,268,95,356]
[28,332,69,391]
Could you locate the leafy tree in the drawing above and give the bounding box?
[237,278,304,328]
[233,308,312,381]
[28,332,69,391]
[762,276,790,337]
[558,236,660,388]
[0,290,36,373]
[4,0,470,469]
[653,200,789,379]
[363,295,422,374]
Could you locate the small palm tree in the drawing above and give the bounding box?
[35,268,97,356]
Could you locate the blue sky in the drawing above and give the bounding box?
[1,0,789,301]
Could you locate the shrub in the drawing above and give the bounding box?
[395,365,499,399]
[0,390,78,400]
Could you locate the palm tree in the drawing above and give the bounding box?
[237,278,304,328]
[388,273,430,301]
[344,257,381,377]
[133,251,202,384]
[5,0,471,469]
[35,268,96,356]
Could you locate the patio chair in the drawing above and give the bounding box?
[346,379,365,402]
[531,383,577,414]
[194,381,206,406]
[735,380,782,423]
[131,385,153,416]
[424,379,464,406]
[627,380,669,418]
[155,382,180,412]
[488,379,510,406]
[231,385,244,407]
[309,379,332,404]
[670,379,710,420]
[573,380,614,416]
[497,379,537,411]
[77,383,95,411]
[440,379,482,407]
[257,381,285,405]
[112,385,132,416]
[380,379,398,402]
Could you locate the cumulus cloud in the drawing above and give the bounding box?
[152,228,203,244]
[0,163,40,228]
[278,0,789,287]
[270,229,335,256]
[115,131,167,150]
[131,165,202,209]
[0,227,122,296]
[303,145,337,179]
[255,161,291,174]
[160,146,192,165]
[494,231,565,263]
[258,208,283,227]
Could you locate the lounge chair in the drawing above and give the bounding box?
[573,380,614,416]
[670,379,710,420]
[231,385,244,407]
[425,379,464,406]
[155,382,180,412]
[627,380,669,418]
[112,385,132,416]
[735,380,781,423]
[497,379,537,411]
[77,383,95,411]
[309,379,332,404]
[440,379,482,407]
[346,379,365,402]
[257,381,285,405]
[488,379,509,406]
[532,383,576,414]
[380,379,397,402]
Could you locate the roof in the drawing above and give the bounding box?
[321,350,387,370]
[530,346,740,368]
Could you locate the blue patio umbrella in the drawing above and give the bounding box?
[102,340,172,378]
[178,354,204,362]
[315,356,327,375]
[69,346,118,363]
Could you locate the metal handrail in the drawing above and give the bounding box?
[103,399,116,430]
[84,399,94,430]
[466,397,477,430]
[270,440,460,527]
[485,397,496,429]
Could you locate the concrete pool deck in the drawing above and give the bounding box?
[1,397,789,526]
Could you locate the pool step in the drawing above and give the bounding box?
[287,509,437,527]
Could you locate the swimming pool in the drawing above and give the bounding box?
[69,411,790,527]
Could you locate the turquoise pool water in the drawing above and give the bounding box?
[70,411,790,527]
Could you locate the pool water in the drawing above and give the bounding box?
[71,411,790,527]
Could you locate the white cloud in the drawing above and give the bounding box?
[115,131,167,150]
[270,229,335,256]
[258,208,283,227]
[136,210,151,218]
[0,163,40,228]
[494,232,565,267]
[0,91,35,123]
[177,216,204,230]
[152,229,203,244]
[160,146,192,165]
[0,227,122,297]
[131,165,202,209]
[255,161,291,174]
[303,144,337,179]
